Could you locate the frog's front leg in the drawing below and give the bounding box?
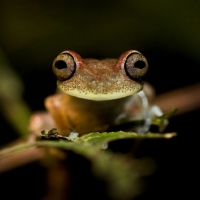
[136,90,169,133]
[28,94,76,136]
[137,83,169,132]
[137,90,152,133]
[134,91,168,133]
[115,83,167,133]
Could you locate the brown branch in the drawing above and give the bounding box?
[153,82,200,115]
[0,147,45,173]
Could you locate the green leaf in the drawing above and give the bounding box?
[80,131,176,148]
[152,107,178,126]
[0,131,176,199]
[0,139,155,199]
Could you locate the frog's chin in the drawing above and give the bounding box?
[59,88,142,101]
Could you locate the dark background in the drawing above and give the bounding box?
[0,0,199,199]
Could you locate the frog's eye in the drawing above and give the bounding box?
[52,53,76,81]
[124,52,148,81]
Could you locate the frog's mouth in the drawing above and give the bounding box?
[57,81,143,101]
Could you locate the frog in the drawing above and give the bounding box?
[29,50,163,137]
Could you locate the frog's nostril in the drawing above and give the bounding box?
[55,60,67,69]
[134,60,146,69]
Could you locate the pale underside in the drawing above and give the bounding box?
[58,83,142,100]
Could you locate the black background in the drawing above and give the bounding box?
[0,0,199,199]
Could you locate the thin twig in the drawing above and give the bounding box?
[153,82,200,115]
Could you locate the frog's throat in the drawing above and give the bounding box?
[57,85,142,101]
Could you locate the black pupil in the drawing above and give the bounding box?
[55,60,67,69]
[134,60,146,69]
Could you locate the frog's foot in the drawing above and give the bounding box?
[149,105,169,132]
[29,112,56,136]
[101,143,108,149]
[69,132,79,139]
[137,106,163,133]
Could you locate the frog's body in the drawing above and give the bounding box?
[44,92,148,135]
[29,50,158,136]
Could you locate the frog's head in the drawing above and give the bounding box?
[52,50,148,101]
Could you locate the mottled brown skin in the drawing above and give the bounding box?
[30,50,150,136]
[54,50,148,100]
